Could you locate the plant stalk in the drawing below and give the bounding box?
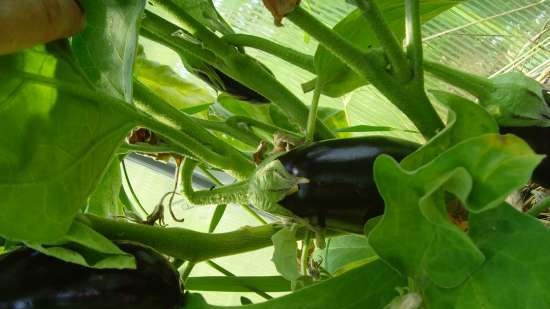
[424,60,493,98]
[405,0,424,84]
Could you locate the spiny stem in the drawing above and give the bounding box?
[182,158,249,206]
[300,230,312,275]
[355,0,411,82]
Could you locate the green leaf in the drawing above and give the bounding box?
[318,106,350,133]
[135,55,214,118]
[186,276,291,292]
[318,235,377,274]
[370,134,542,288]
[184,260,406,309]
[27,221,135,269]
[313,1,463,98]
[402,91,498,170]
[424,204,550,308]
[208,204,227,233]
[73,0,146,100]
[87,157,124,217]
[0,0,144,242]
[271,226,302,282]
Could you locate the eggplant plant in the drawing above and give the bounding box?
[0,0,549,308]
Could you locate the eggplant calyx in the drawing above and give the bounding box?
[248,160,300,216]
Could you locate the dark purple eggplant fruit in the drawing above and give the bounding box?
[0,241,183,309]
[278,137,419,230]
[500,126,549,188]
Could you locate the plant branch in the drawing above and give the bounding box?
[222,33,315,73]
[226,116,303,140]
[206,260,273,300]
[424,60,493,98]
[193,118,262,149]
[355,0,411,82]
[405,0,424,84]
[287,6,443,138]
[305,79,322,143]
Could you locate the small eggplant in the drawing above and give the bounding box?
[0,241,183,309]
[500,126,549,188]
[274,137,418,231]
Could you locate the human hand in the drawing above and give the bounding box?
[0,0,85,55]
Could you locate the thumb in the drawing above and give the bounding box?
[0,0,85,55]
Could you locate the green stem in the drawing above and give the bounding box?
[133,80,255,178]
[182,158,250,205]
[193,118,262,149]
[222,33,315,73]
[78,214,282,262]
[424,60,493,98]
[355,0,411,82]
[287,7,443,138]
[121,160,149,216]
[206,260,273,300]
[118,143,188,156]
[405,0,424,84]
[305,79,322,143]
[527,196,550,217]
[181,262,196,281]
[226,116,303,140]
[300,230,312,275]
[142,7,334,140]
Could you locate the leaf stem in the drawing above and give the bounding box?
[424,60,493,98]
[405,0,424,85]
[121,160,149,216]
[305,79,322,143]
[193,118,262,148]
[300,230,312,275]
[206,260,273,300]
[226,116,302,140]
[355,0,411,82]
[222,33,315,73]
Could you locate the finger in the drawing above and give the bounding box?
[0,0,85,55]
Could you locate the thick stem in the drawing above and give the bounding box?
[405,0,424,85]
[287,7,443,138]
[300,230,312,275]
[142,8,334,140]
[305,80,322,144]
[355,0,411,82]
[77,214,280,263]
[222,33,315,73]
[182,158,250,206]
[424,60,493,98]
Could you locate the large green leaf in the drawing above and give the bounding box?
[424,204,550,308]
[87,157,124,218]
[171,0,235,35]
[26,221,135,269]
[185,260,406,309]
[317,235,377,275]
[0,0,144,242]
[72,0,145,100]
[313,1,463,98]
[370,134,541,288]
